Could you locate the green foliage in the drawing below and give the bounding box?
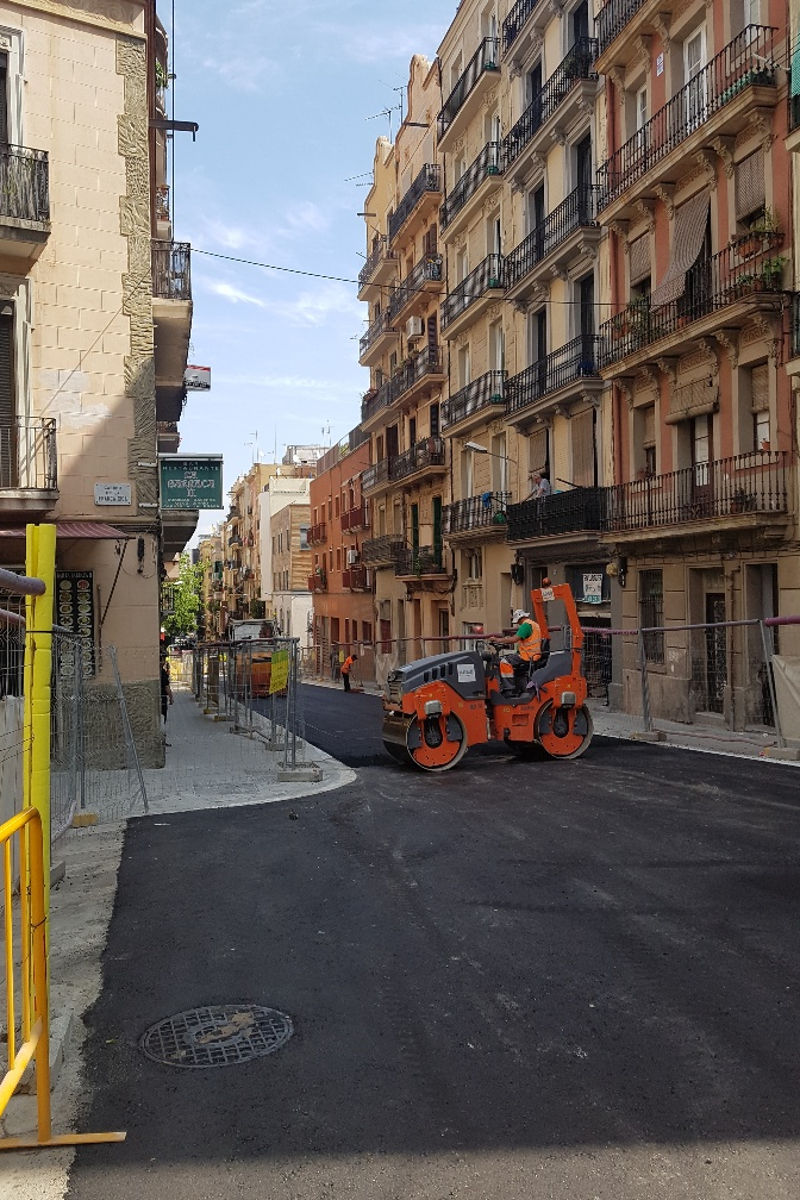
[162,554,203,637]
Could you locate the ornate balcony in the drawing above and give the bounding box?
[504,186,601,300]
[0,418,58,515]
[152,240,193,422]
[0,145,50,263]
[505,334,602,427]
[598,27,776,219]
[443,492,510,539]
[341,504,370,532]
[441,143,503,240]
[502,40,598,184]
[361,346,447,430]
[602,452,789,540]
[388,165,442,245]
[441,371,507,437]
[308,572,328,593]
[599,234,784,374]
[362,535,405,568]
[361,459,391,496]
[387,255,443,325]
[394,545,448,579]
[503,0,547,54]
[358,235,397,301]
[342,566,371,591]
[507,488,605,543]
[307,522,327,545]
[391,436,447,484]
[437,38,501,150]
[442,255,505,339]
[358,310,400,366]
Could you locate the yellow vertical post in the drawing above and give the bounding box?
[28,523,56,940]
[22,525,38,812]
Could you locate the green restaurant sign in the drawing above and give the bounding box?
[159,455,224,511]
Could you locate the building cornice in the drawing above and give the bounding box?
[10,0,143,36]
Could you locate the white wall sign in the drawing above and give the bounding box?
[583,573,604,603]
[457,663,477,683]
[94,483,132,506]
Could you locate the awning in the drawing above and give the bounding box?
[650,189,710,307]
[0,522,131,539]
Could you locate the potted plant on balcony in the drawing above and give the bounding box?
[730,486,757,514]
[760,256,785,290]
[735,209,781,260]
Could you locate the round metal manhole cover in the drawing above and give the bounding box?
[140,1004,293,1069]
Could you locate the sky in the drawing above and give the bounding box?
[170,0,460,541]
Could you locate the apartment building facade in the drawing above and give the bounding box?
[359,57,453,684]
[197,529,223,639]
[308,431,373,670]
[595,0,797,726]
[270,500,311,641]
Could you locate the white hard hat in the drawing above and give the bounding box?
[512,609,530,623]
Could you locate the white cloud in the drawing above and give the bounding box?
[207,281,266,307]
[265,282,361,327]
[214,373,336,391]
[282,201,329,235]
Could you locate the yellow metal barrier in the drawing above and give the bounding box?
[0,807,126,1150]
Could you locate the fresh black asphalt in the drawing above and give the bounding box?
[67,686,800,1198]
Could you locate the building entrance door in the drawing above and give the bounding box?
[704,591,726,713]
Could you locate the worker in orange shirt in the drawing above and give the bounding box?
[490,610,543,695]
[341,651,358,692]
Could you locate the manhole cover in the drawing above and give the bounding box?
[140,1004,293,1069]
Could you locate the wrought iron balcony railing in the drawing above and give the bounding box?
[152,240,192,300]
[308,572,327,593]
[503,0,545,50]
[341,503,370,532]
[443,492,510,536]
[792,293,800,359]
[503,39,598,169]
[307,522,327,545]
[359,310,395,359]
[361,346,447,424]
[155,183,170,223]
[595,0,646,56]
[391,436,447,483]
[438,38,501,141]
[0,146,49,225]
[599,232,784,367]
[441,254,504,329]
[388,165,442,243]
[791,93,800,133]
[362,535,405,566]
[441,143,502,230]
[602,452,788,533]
[388,255,443,323]
[505,334,601,417]
[395,545,448,577]
[505,186,601,290]
[441,371,506,431]
[598,26,776,207]
[359,235,395,288]
[507,487,605,541]
[0,418,57,491]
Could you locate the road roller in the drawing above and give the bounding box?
[382,583,593,772]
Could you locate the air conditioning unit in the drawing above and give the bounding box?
[347,549,360,566]
[406,316,425,340]
[364,569,373,590]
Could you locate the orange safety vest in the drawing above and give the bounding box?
[516,622,542,662]
[342,655,355,675]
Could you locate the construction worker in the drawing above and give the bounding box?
[341,651,357,692]
[490,610,542,695]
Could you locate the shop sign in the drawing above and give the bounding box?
[583,573,604,604]
[55,571,95,677]
[160,456,223,511]
[185,365,211,390]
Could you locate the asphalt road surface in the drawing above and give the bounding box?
[67,686,800,1199]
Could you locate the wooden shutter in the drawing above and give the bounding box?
[528,428,548,475]
[735,150,765,220]
[642,404,656,446]
[629,234,650,286]
[750,362,769,413]
[572,409,596,488]
[0,314,15,486]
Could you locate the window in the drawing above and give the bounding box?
[491,432,508,492]
[362,621,373,644]
[683,28,707,130]
[299,525,309,549]
[409,415,417,447]
[571,408,596,488]
[334,496,339,517]
[457,344,471,388]
[635,85,648,132]
[336,548,341,571]
[640,569,664,664]
[754,408,770,452]
[464,548,483,579]
[528,427,549,477]
[344,619,350,644]
[430,403,440,438]
[456,247,469,284]
[489,320,505,371]
[692,413,711,484]
[461,447,475,498]
[637,404,656,477]
[750,362,769,450]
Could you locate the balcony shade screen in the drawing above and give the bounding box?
[528,428,548,476]
[571,409,595,488]
[735,149,765,221]
[642,404,656,446]
[649,189,710,307]
[0,314,13,486]
[750,362,769,413]
[629,234,651,286]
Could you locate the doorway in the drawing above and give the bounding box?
[703,591,726,713]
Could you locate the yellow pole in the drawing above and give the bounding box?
[22,525,37,812]
[28,523,56,943]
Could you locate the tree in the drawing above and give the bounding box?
[162,554,204,638]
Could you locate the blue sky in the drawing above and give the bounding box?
[171,0,459,540]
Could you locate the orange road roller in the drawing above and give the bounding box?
[382,583,594,772]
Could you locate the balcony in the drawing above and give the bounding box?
[308,572,328,593]
[595,0,675,68]
[157,421,180,454]
[152,240,193,422]
[599,234,784,373]
[503,0,548,56]
[0,418,58,515]
[388,255,443,325]
[502,41,598,185]
[342,566,371,591]
[441,143,503,240]
[505,334,602,426]
[391,436,447,485]
[361,459,391,495]
[504,186,602,300]
[443,492,510,539]
[358,235,397,301]
[437,38,501,151]
[0,145,50,263]
[507,487,605,543]
[308,522,327,545]
[341,503,370,532]
[441,255,505,339]
[441,371,507,436]
[388,165,442,246]
[394,545,448,580]
[602,452,789,540]
[362,535,405,568]
[361,346,448,430]
[358,310,399,366]
[598,27,777,218]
